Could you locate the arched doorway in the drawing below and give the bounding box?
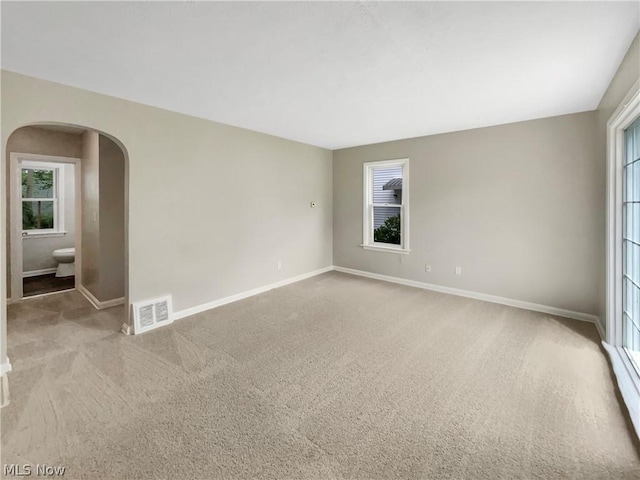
[5,123,129,329]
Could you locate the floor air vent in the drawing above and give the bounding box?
[133,296,173,334]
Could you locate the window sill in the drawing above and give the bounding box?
[23,231,67,239]
[361,244,411,255]
[602,342,640,437]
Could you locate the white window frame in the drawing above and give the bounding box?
[605,78,640,438]
[20,160,66,237]
[362,158,410,254]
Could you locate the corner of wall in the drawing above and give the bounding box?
[0,373,9,408]
[0,358,12,407]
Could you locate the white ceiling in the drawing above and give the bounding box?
[2,2,638,150]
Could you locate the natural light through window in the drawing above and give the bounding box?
[624,116,640,373]
[362,158,409,253]
[21,163,62,234]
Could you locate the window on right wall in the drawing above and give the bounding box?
[362,158,410,254]
[622,115,640,371]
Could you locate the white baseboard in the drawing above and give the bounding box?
[173,266,334,321]
[0,360,12,376]
[602,342,640,438]
[172,264,601,333]
[334,266,601,328]
[23,268,57,278]
[594,318,606,341]
[78,284,125,310]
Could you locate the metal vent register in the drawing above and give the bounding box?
[133,296,173,334]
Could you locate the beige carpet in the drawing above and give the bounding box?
[2,271,639,479]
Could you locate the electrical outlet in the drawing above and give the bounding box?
[456,266,462,275]
[277,261,282,271]
[425,265,431,273]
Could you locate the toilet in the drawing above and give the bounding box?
[52,247,75,278]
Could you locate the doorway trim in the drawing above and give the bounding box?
[605,78,640,437]
[9,152,82,302]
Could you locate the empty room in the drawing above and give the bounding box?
[1,1,640,479]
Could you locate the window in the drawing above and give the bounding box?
[21,162,63,235]
[605,81,640,436]
[623,115,640,371]
[362,158,409,253]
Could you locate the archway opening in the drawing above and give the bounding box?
[5,122,129,330]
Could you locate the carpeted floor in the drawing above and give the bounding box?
[2,271,639,479]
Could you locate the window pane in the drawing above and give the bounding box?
[22,169,54,198]
[625,277,632,315]
[373,166,403,205]
[635,241,640,289]
[628,203,639,244]
[633,161,640,202]
[632,282,640,322]
[22,201,54,230]
[625,160,632,201]
[624,312,637,352]
[625,162,640,202]
[373,207,401,245]
[635,203,640,245]
[625,239,632,279]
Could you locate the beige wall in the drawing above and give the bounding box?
[596,32,640,328]
[6,126,83,158]
[0,70,333,365]
[81,131,100,297]
[5,126,82,296]
[97,134,125,301]
[334,111,601,316]
[80,132,126,302]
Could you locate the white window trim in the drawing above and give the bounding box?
[606,78,640,438]
[362,158,410,254]
[23,231,68,239]
[20,160,66,236]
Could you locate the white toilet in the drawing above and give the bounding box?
[52,247,75,278]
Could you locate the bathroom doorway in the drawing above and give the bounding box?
[14,154,80,297]
[6,124,127,308]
